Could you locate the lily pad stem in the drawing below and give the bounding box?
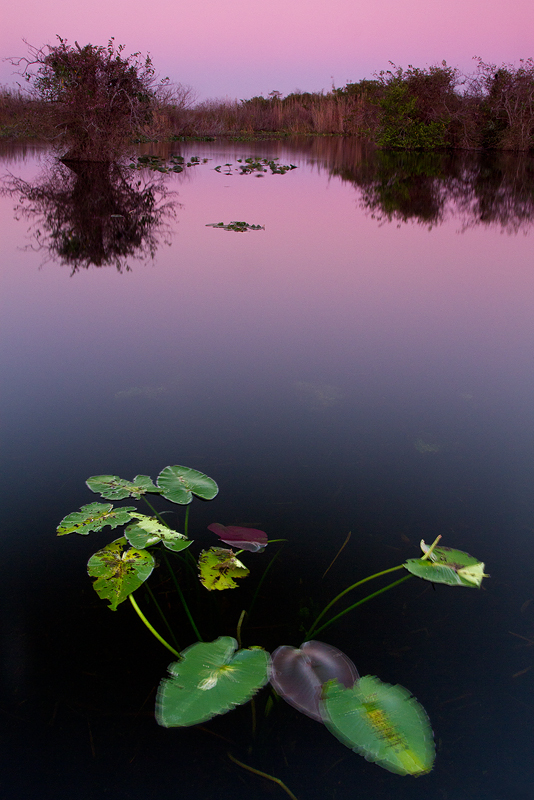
[162,552,204,642]
[306,564,405,638]
[228,753,299,800]
[142,497,169,528]
[128,593,181,658]
[307,575,413,638]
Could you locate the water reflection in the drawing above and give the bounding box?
[329,148,534,232]
[2,138,534,800]
[2,157,178,273]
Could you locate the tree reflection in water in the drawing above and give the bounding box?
[4,158,178,273]
[330,148,534,233]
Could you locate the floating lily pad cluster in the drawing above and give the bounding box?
[205,220,265,232]
[128,154,208,173]
[57,465,221,609]
[214,157,297,175]
[127,155,297,177]
[57,463,488,780]
[157,636,434,776]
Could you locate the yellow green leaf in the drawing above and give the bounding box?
[198,547,249,591]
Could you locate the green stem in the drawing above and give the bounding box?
[247,545,283,621]
[306,564,405,639]
[236,609,246,649]
[227,753,299,800]
[128,593,181,658]
[307,575,413,638]
[142,496,169,528]
[162,552,203,642]
[421,534,441,560]
[184,504,190,538]
[145,582,180,649]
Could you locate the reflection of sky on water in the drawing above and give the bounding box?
[1,143,534,800]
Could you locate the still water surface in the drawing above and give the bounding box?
[1,140,534,800]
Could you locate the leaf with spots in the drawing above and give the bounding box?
[323,675,435,776]
[157,465,218,505]
[56,503,137,536]
[404,542,488,588]
[125,514,192,552]
[87,537,155,610]
[198,547,249,591]
[86,474,160,500]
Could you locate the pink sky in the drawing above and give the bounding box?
[2,0,533,101]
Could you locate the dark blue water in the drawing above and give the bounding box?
[1,141,533,800]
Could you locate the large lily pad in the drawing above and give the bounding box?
[156,636,269,727]
[57,503,137,536]
[125,514,192,552]
[87,537,155,610]
[86,474,160,500]
[198,547,250,590]
[323,675,435,776]
[157,465,219,504]
[404,542,488,588]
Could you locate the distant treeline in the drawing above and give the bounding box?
[3,59,534,150]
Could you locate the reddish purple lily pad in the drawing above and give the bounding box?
[269,640,359,722]
[207,522,268,552]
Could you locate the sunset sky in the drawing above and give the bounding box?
[2,0,533,101]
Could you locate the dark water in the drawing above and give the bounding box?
[1,140,534,800]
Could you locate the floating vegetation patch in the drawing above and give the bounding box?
[128,154,208,173]
[214,157,297,175]
[413,437,441,454]
[206,221,265,232]
[114,385,166,400]
[294,381,345,410]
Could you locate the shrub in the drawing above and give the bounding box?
[374,63,461,149]
[11,37,166,160]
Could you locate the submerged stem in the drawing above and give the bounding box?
[145,582,180,650]
[162,552,203,642]
[248,545,283,621]
[236,609,246,649]
[306,564,405,638]
[228,753,299,800]
[128,593,180,658]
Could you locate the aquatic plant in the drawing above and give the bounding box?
[128,154,209,173]
[214,157,297,175]
[206,220,265,231]
[207,522,268,552]
[57,464,488,786]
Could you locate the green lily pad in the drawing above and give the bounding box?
[156,636,269,727]
[404,542,488,588]
[157,465,218,505]
[87,537,155,610]
[323,675,435,777]
[57,503,137,536]
[198,547,249,590]
[86,474,160,500]
[125,514,192,552]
